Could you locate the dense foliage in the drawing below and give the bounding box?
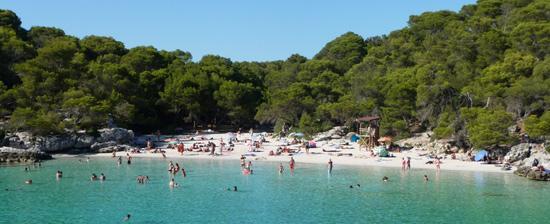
[0,0,549,149]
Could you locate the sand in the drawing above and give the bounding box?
[69,133,513,173]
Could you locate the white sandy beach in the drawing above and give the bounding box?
[58,132,515,174]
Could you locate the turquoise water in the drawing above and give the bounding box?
[1,158,549,224]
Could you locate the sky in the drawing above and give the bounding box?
[2,0,476,62]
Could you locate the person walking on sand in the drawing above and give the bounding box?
[278,163,284,174]
[328,159,333,174]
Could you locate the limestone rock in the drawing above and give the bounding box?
[0,147,52,163]
[506,143,533,163]
[514,166,549,181]
[97,144,133,153]
[97,128,134,144]
[91,141,118,151]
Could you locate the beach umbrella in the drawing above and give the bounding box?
[474,150,488,161]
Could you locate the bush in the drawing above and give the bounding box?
[461,108,514,148]
[525,111,550,138]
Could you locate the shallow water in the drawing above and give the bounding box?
[0,157,548,224]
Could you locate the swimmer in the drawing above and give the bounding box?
[169,178,177,187]
[233,186,238,192]
[349,185,353,188]
[86,157,90,163]
[123,214,131,221]
[278,163,284,174]
[91,173,98,181]
[25,179,32,184]
[382,176,389,182]
[56,170,63,179]
[24,167,28,172]
[356,184,361,187]
[424,175,429,182]
[99,173,106,181]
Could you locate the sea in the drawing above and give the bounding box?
[1,157,548,223]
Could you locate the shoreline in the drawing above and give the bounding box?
[53,133,514,174]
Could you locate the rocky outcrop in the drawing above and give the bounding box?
[96,144,133,153]
[395,132,457,154]
[1,128,135,154]
[505,143,533,164]
[97,128,134,144]
[514,166,549,181]
[0,147,52,163]
[314,126,348,141]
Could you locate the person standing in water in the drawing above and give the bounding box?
[289,157,295,171]
[117,156,122,166]
[99,173,106,181]
[328,159,333,174]
[56,170,63,179]
[127,155,132,165]
[424,175,429,182]
[181,167,187,177]
[435,157,441,171]
[278,163,284,174]
[401,158,406,170]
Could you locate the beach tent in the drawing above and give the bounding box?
[350,134,360,142]
[376,146,389,157]
[474,150,488,161]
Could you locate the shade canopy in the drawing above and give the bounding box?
[474,150,489,161]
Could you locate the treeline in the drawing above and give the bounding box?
[0,0,549,149]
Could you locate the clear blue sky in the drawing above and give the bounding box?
[3,0,476,62]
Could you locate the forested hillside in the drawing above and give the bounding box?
[0,0,549,149]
